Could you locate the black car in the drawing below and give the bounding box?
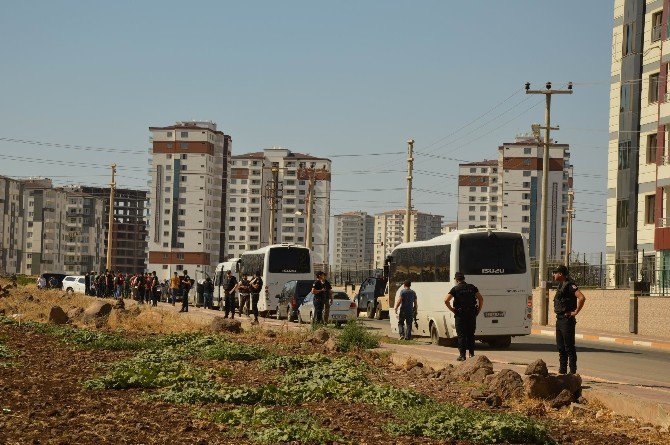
[355,277,387,318]
[275,280,314,321]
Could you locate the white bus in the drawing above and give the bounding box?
[238,244,314,315]
[388,228,532,348]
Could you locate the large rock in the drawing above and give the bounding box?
[525,359,549,377]
[488,369,525,400]
[211,317,242,334]
[83,301,112,320]
[48,306,68,325]
[312,329,330,344]
[324,338,339,353]
[66,307,84,320]
[550,389,575,409]
[452,355,494,382]
[525,373,582,400]
[470,367,493,383]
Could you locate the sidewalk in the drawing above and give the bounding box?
[532,324,670,350]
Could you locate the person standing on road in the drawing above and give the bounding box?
[321,272,334,323]
[552,265,586,375]
[445,272,484,361]
[223,270,238,318]
[179,270,193,313]
[169,272,180,306]
[238,274,251,317]
[203,276,214,310]
[311,272,326,325]
[394,280,418,340]
[249,271,263,324]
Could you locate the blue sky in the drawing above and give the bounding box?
[0,0,611,253]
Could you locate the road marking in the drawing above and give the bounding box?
[532,328,670,350]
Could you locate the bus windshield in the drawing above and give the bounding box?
[268,248,311,273]
[459,232,526,275]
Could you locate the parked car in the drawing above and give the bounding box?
[355,277,387,318]
[297,291,357,326]
[62,275,86,294]
[275,280,314,321]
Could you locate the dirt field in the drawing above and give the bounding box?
[0,284,668,445]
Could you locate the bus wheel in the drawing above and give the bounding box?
[366,302,374,319]
[430,325,441,346]
[487,336,512,349]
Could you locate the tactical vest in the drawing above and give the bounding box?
[554,279,577,316]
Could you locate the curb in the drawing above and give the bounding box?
[531,328,670,350]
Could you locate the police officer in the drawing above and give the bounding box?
[445,272,484,361]
[552,265,586,374]
[238,274,251,317]
[394,280,418,340]
[179,270,193,313]
[311,271,326,325]
[223,270,238,319]
[249,271,263,325]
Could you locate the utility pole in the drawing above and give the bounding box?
[265,164,280,245]
[404,139,414,243]
[106,163,116,271]
[306,169,316,250]
[565,190,574,267]
[526,81,573,325]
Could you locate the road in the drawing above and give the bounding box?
[360,318,670,392]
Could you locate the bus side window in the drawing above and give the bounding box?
[421,246,436,283]
[435,246,450,282]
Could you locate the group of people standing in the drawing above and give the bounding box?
[395,265,586,374]
[221,270,263,324]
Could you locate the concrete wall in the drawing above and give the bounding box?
[532,288,670,338]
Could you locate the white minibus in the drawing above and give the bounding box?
[388,228,532,348]
[238,244,314,315]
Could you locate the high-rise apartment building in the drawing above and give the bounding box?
[20,178,106,275]
[373,210,443,268]
[226,148,331,268]
[0,176,24,274]
[333,211,374,271]
[608,1,670,286]
[457,136,573,259]
[66,186,148,274]
[147,121,232,278]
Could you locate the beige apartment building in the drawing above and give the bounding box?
[147,121,232,279]
[0,176,24,274]
[226,148,331,268]
[333,211,374,271]
[20,178,106,275]
[373,210,443,268]
[457,136,573,259]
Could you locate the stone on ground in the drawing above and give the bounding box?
[211,317,242,334]
[452,355,494,381]
[312,328,330,344]
[488,368,525,400]
[48,306,68,325]
[324,338,339,353]
[550,389,575,409]
[66,307,84,320]
[83,301,112,320]
[524,373,582,400]
[525,359,549,376]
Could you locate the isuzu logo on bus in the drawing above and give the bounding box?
[482,268,505,274]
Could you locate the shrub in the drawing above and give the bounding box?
[202,342,268,361]
[336,321,379,352]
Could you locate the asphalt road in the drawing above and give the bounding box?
[360,318,670,392]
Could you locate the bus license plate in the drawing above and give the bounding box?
[484,311,505,318]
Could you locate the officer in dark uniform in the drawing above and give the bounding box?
[249,271,263,324]
[223,270,238,318]
[552,265,586,374]
[445,272,484,361]
[311,272,326,325]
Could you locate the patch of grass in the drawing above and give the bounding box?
[0,340,15,367]
[259,353,331,371]
[207,407,343,444]
[336,320,379,352]
[84,349,209,390]
[55,327,147,350]
[379,336,417,345]
[202,341,268,361]
[385,402,556,445]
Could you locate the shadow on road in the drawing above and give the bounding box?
[480,341,641,355]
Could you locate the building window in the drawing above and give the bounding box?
[469,215,475,221]
[650,72,660,103]
[523,181,530,188]
[181,154,187,160]
[469,168,476,173]
[181,176,187,182]
[167,132,173,137]
[620,83,631,113]
[480,187,487,192]
[523,159,531,166]
[618,141,631,170]
[523,170,531,177]
[645,194,656,225]
[180,142,188,150]
[469,186,476,192]
[652,11,663,43]
[180,131,188,138]
[616,199,629,228]
[647,133,658,164]
[523,147,531,155]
